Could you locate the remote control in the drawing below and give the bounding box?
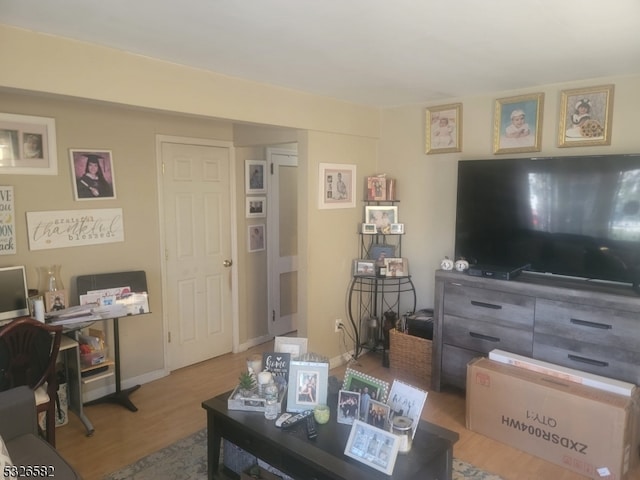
[305,415,318,440]
[280,410,313,430]
[275,413,293,428]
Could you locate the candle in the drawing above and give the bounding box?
[247,354,262,375]
[257,371,273,385]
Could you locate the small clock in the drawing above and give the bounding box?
[455,258,469,272]
[440,257,454,271]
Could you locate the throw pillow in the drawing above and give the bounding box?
[0,434,13,480]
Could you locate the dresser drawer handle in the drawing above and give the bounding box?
[568,354,609,368]
[469,331,500,343]
[470,300,502,310]
[570,318,612,330]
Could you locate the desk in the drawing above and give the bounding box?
[202,390,458,480]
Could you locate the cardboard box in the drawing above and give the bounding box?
[466,357,640,480]
[488,349,636,397]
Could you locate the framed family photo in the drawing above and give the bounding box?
[558,84,614,147]
[384,257,408,277]
[344,420,400,475]
[337,389,360,425]
[245,196,266,218]
[493,93,544,154]
[425,103,462,154]
[364,205,398,234]
[353,259,375,276]
[245,160,266,194]
[0,113,57,175]
[286,360,329,412]
[70,149,116,200]
[342,368,390,404]
[387,379,428,439]
[318,163,356,209]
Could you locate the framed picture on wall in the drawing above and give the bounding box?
[247,224,265,252]
[0,113,57,175]
[425,103,462,154]
[558,84,614,147]
[246,160,266,194]
[70,149,116,200]
[318,163,356,209]
[493,93,544,154]
[246,196,266,218]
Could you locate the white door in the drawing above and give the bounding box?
[160,137,235,370]
[267,148,298,336]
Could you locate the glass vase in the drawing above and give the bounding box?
[37,265,64,293]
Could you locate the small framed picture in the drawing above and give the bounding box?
[245,196,266,218]
[70,149,116,200]
[342,368,390,405]
[344,420,400,476]
[384,257,408,277]
[366,176,387,201]
[493,93,544,154]
[389,223,404,234]
[387,379,428,440]
[361,223,377,234]
[287,360,329,413]
[318,163,356,209]
[368,244,395,262]
[337,389,361,425]
[425,103,462,154]
[245,160,266,194]
[44,289,67,313]
[558,84,614,147]
[364,205,398,234]
[353,259,375,276]
[365,399,391,430]
[274,336,308,359]
[247,224,265,252]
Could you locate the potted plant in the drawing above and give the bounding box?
[237,370,256,398]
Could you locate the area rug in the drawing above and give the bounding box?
[103,429,503,480]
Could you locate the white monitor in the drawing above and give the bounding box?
[0,265,30,323]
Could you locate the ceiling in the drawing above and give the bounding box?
[2,0,640,108]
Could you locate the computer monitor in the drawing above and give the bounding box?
[0,265,30,323]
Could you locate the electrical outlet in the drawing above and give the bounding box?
[334,319,343,333]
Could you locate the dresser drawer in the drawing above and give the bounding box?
[533,337,640,385]
[443,282,534,329]
[535,299,640,352]
[443,314,533,355]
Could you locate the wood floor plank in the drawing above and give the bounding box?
[55,342,635,480]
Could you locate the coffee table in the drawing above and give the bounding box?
[202,390,459,480]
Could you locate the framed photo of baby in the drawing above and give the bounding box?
[493,93,544,154]
[558,84,614,148]
[70,149,116,200]
[425,103,462,154]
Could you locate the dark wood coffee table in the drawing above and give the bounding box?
[202,390,458,480]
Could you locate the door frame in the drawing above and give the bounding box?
[155,134,240,374]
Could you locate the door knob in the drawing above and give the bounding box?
[223,259,233,267]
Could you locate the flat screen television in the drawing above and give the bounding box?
[455,154,640,288]
[0,265,30,322]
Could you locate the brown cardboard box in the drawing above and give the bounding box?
[240,465,281,480]
[466,357,640,480]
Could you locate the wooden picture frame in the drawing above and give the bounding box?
[318,163,356,209]
[493,93,544,154]
[245,196,266,218]
[342,368,390,404]
[0,113,57,175]
[286,360,329,412]
[245,160,266,194]
[344,420,400,475]
[425,103,462,154]
[365,175,387,201]
[247,224,265,252]
[274,336,308,359]
[70,149,116,200]
[558,84,614,147]
[364,205,398,234]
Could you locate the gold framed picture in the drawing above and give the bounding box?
[493,93,544,154]
[425,103,462,154]
[558,84,614,147]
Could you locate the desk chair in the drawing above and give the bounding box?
[0,316,62,447]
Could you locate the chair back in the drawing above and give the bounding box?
[0,316,62,393]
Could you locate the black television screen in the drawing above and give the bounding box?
[455,154,640,286]
[0,265,29,322]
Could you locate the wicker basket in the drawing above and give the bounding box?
[388,329,432,388]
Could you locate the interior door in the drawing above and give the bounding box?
[267,148,298,336]
[160,138,234,370]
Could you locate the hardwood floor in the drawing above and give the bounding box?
[56,342,632,480]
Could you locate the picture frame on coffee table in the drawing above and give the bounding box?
[387,379,428,439]
[342,368,389,404]
[344,419,400,475]
[337,389,360,425]
[286,360,329,412]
